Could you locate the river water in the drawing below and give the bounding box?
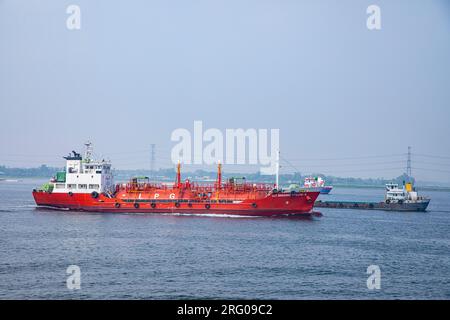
[1,179,449,299]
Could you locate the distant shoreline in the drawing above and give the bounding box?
[330,184,450,192]
[2,176,449,192]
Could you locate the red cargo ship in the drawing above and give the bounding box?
[32,143,319,217]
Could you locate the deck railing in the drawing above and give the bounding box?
[117,181,274,194]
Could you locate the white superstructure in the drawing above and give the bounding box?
[51,142,114,194]
[304,176,325,188]
[385,183,422,203]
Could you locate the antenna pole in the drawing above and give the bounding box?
[84,141,93,163]
[150,144,156,179]
[275,149,280,190]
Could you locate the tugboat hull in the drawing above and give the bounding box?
[314,199,430,212]
[320,186,333,194]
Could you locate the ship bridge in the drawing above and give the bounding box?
[51,143,114,194]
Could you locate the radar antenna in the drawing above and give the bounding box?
[84,141,93,163]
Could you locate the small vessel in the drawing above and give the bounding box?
[32,143,320,217]
[304,176,333,194]
[383,182,430,211]
[315,182,430,212]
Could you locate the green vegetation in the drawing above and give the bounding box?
[0,165,62,178]
[38,183,54,192]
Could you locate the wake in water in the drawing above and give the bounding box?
[34,206,70,211]
[163,212,260,219]
[0,204,38,213]
[32,207,319,220]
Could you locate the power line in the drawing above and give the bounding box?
[150,144,156,177]
[413,153,450,160]
[413,167,450,174]
[282,153,407,162]
[3,151,450,162]
[312,167,406,174]
[281,160,406,167]
[280,157,302,174]
[407,146,412,177]
[414,160,450,167]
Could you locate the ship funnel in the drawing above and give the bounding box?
[216,161,222,189]
[176,160,181,187]
[405,182,413,192]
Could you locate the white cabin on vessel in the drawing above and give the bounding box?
[304,176,325,188]
[51,143,114,194]
[385,182,419,203]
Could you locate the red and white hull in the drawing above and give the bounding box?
[32,145,320,218]
[32,190,319,217]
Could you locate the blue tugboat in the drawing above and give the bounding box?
[304,177,333,194]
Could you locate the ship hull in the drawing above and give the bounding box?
[314,199,430,212]
[302,186,332,194]
[32,191,320,217]
[320,186,333,194]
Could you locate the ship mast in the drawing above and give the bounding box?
[84,141,93,163]
[275,149,280,190]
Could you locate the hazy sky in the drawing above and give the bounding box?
[1,0,450,182]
